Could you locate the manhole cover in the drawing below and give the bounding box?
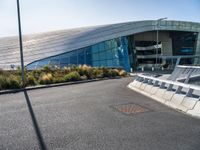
[112,103,150,115]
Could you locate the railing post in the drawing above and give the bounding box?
[148,79,153,85]
[160,82,166,89]
[154,80,159,86]
[167,84,173,91]
[186,88,194,97]
[175,86,183,94]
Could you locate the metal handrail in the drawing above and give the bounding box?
[137,74,200,92]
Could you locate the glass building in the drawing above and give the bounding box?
[27,37,131,71]
[0,20,200,71]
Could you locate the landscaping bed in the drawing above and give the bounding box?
[0,65,127,91]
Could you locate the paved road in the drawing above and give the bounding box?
[0,78,200,150]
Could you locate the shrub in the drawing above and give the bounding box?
[102,67,111,77]
[80,75,88,80]
[26,75,37,86]
[53,77,65,83]
[42,65,51,73]
[31,70,42,80]
[108,69,119,77]
[0,66,127,90]
[119,70,127,77]
[7,75,21,89]
[0,70,10,77]
[39,73,53,84]
[76,65,93,78]
[0,75,9,90]
[0,69,3,75]
[92,68,103,78]
[76,65,85,76]
[64,67,72,74]
[86,68,95,79]
[96,69,104,78]
[113,69,120,76]
[64,71,81,82]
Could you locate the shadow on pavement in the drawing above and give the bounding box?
[24,90,47,150]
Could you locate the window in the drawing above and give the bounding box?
[78,49,85,64]
[93,53,99,61]
[99,51,106,60]
[69,52,77,65]
[92,44,99,53]
[60,57,69,67]
[49,59,59,65]
[37,59,49,68]
[99,42,105,51]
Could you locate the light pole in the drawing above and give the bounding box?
[16,0,25,87]
[156,17,167,70]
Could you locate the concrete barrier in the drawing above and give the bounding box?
[166,94,185,109]
[135,81,142,88]
[153,88,167,103]
[150,86,159,95]
[144,84,153,93]
[155,88,166,98]
[177,97,198,112]
[140,83,147,90]
[163,91,175,101]
[131,80,137,87]
[128,74,200,118]
[187,101,200,117]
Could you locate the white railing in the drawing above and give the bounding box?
[168,65,200,82]
[136,74,200,98]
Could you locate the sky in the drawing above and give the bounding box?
[0,0,200,37]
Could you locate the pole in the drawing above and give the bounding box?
[155,17,167,70]
[16,0,25,87]
[156,21,159,69]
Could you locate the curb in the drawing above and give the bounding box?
[0,77,121,95]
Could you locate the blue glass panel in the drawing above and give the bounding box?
[37,59,49,67]
[85,47,92,54]
[78,49,85,64]
[99,51,106,60]
[99,42,105,51]
[91,44,99,53]
[93,61,99,67]
[119,37,131,71]
[60,57,69,67]
[104,41,110,50]
[26,62,37,70]
[49,59,60,66]
[111,39,117,48]
[60,53,70,58]
[107,49,113,59]
[92,53,99,61]
[86,53,92,66]
[107,59,113,67]
[113,48,119,59]
[112,59,119,67]
[179,48,193,53]
[70,51,77,65]
[100,60,107,66]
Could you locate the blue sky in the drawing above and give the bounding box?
[0,0,200,37]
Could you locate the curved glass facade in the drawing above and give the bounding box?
[27,37,131,71]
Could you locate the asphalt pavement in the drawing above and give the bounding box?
[0,77,200,150]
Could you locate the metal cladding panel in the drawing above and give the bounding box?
[0,20,200,69]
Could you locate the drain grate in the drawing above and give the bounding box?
[112,103,150,115]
